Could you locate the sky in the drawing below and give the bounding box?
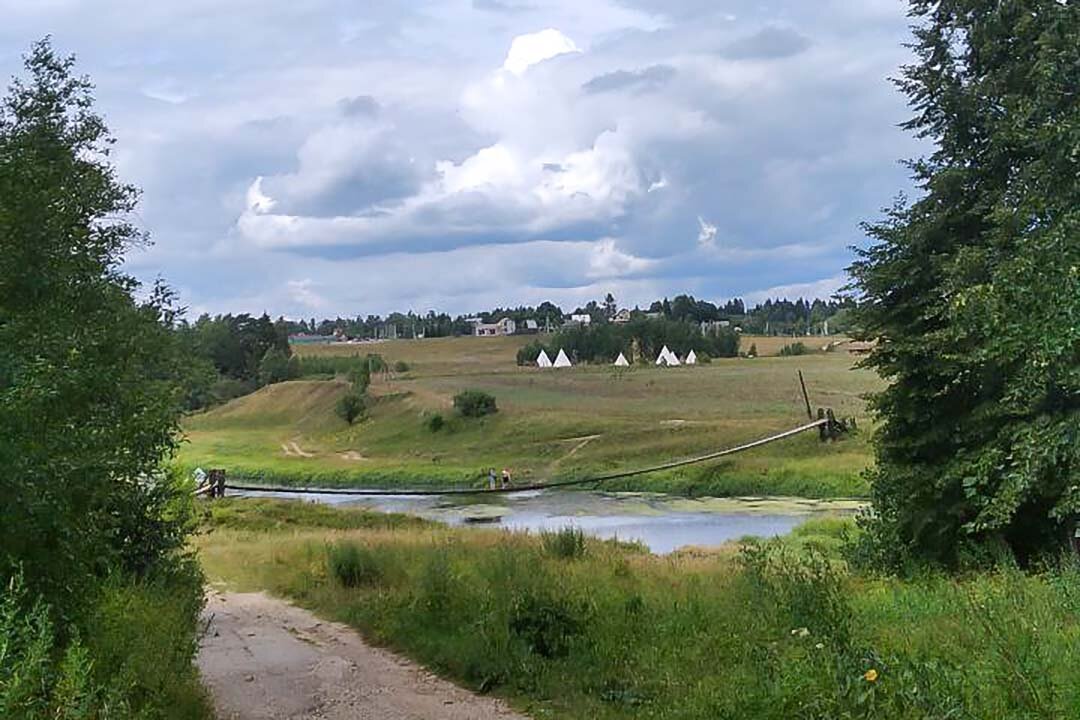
[0,0,922,319]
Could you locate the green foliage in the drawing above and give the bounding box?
[364,353,387,374]
[327,542,384,587]
[453,389,498,418]
[778,342,808,357]
[748,342,758,358]
[336,391,366,425]
[257,347,293,386]
[1,571,211,720]
[425,413,445,432]
[516,340,544,366]
[0,43,210,719]
[541,526,587,559]
[849,0,1080,567]
[508,593,587,658]
[393,360,411,373]
[0,38,192,620]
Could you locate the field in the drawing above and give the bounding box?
[197,498,1080,720]
[180,335,881,497]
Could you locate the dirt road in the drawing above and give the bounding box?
[198,591,528,720]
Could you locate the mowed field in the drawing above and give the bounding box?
[181,335,882,497]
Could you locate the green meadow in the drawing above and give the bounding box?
[180,336,881,497]
[198,498,1080,719]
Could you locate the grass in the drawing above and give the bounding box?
[180,336,881,497]
[198,498,1080,720]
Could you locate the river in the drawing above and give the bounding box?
[235,488,862,553]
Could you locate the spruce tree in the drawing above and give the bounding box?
[851,1,1080,567]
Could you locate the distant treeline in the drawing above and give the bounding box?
[286,294,853,340]
[517,318,740,365]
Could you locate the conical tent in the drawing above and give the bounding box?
[553,349,572,368]
[614,352,630,367]
[685,350,697,365]
[536,350,552,368]
[656,345,672,365]
[667,351,681,366]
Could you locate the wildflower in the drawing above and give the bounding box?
[790,627,810,638]
[814,642,824,650]
[863,668,878,683]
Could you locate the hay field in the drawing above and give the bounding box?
[181,336,879,497]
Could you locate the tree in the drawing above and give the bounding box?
[849,1,1080,567]
[0,40,193,618]
[603,292,617,320]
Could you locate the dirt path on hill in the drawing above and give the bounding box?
[198,591,528,720]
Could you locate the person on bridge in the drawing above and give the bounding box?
[501,468,512,489]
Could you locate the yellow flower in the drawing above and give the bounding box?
[863,669,879,683]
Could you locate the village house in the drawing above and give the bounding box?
[566,313,592,326]
[471,317,516,337]
[612,308,632,324]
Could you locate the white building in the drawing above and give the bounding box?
[472,317,516,336]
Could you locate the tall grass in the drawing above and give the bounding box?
[197,500,1080,719]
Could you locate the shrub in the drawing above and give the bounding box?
[541,526,587,559]
[425,413,445,433]
[365,353,387,373]
[257,347,292,386]
[347,362,370,393]
[779,342,808,357]
[453,390,498,418]
[327,542,383,588]
[516,341,545,366]
[696,351,712,364]
[508,593,586,658]
[336,392,366,424]
[393,360,410,373]
[747,343,758,358]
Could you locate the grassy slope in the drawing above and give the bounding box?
[181,336,881,497]
[199,499,1080,720]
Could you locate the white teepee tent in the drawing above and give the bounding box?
[685,350,697,365]
[536,349,553,368]
[614,352,630,367]
[666,350,681,366]
[656,345,672,365]
[553,349,572,368]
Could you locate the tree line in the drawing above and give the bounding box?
[287,294,853,340]
[517,317,740,365]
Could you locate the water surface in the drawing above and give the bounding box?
[235,488,860,554]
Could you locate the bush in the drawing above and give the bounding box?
[541,526,587,559]
[516,341,544,366]
[257,347,292,386]
[779,342,808,357]
[327,542,383,588]
[393,360,410,373]
[336,392,366,424]
[453,390,498,418]
[747,343,758,358]
[508,593,586,658]
[425,413,445,432]
[365,353,387,374]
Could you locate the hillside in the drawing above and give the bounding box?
[181,337,881,497]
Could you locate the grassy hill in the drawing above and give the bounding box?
[180,336,881,497]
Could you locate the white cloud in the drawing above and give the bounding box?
[697,216,718,247]
[285,279,327,310]
[245,177,276,214]
[744,275,846,304]
[502,28,581,76]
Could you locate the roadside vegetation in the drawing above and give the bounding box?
[0,42,211,719]
[199,498,1080,719]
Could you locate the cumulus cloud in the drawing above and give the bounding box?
[502,28,580,76]
[0,0,920,316]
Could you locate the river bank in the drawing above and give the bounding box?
[197,498,1080,719]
